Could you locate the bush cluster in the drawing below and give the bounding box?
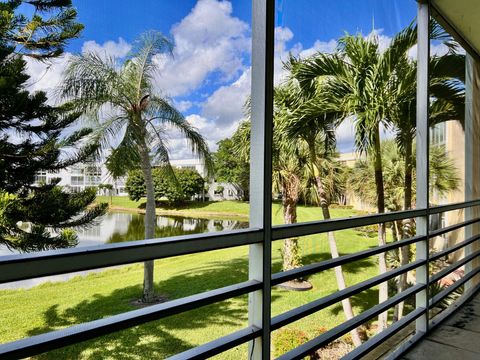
[126,168,205,204]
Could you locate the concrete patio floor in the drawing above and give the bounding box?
[402,291,480,360]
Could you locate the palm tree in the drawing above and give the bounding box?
[349,140,460,319]
[233,116,306,274]
[278,77,363,346]
[292,20,464,329]
[382,24,464,320]
[61,31,212,303]
[234,87,310,277]
[293,33,405,331]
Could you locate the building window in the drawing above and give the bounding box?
[85,175,101,186]
[430,122,446,146]
[71,176,84,186]
[34,171,47,184]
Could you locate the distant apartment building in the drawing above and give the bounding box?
[337,151,373,210]
[430,120,466,261]
[33,162,128,196]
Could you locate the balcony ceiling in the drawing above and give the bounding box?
[431,0,480,57]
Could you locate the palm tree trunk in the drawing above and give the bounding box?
[282,182,301,272]
[373,126,389,333]
[310,157,362,346]
[139,140,157,303]
[395,135,413,320]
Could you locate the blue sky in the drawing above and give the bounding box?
[26,0,418,157]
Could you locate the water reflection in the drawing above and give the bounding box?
[0,212,248,289]
[77,212,248,245]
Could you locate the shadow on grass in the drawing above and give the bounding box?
[271,250,377,276]
[328,288,379,317]
[27,242,377,359]
[28,257,269,359]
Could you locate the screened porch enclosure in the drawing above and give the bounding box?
[2,0,480,359]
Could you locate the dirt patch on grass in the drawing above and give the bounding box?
[130,295,169,308]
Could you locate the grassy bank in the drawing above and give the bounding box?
[0,203,388,359]
[96,196,250,219]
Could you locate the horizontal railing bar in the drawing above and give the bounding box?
[429,217,480,238]
[272,200,480,241]
[429,199,480,215]
[0,280,261,360]
[271,260,425,331]
[343,307,426,360]
[430,267,480,308]
[167,325,261,360]
[272,235,425,286]
[429,249,480,284]
[271,209,427,240]
[0,228,262,284]
[430,234,480,261]
[277,284,425,360]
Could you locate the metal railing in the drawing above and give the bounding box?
[0,199,479,359]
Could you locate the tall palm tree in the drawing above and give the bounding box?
[233,114,306,274]
[235,86,311,276]
[278,78,363,346]
[293,32,409,331]
[382,24,464,320]
[294,21,464,330]
[61,31,212,303]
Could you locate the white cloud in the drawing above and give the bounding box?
[175,100,193,112]
[152,0,250,97]
[25,55,72,104]
[201,68,250,126]
[165,114,240,159]
[298,39,337,58]
[273,26,338,84]
[81,37,131,59]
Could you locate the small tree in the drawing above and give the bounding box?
[213,138,250,200]
[0,0,106,251]
[175,169,205,200]
[126,168,205,205]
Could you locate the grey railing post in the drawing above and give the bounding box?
[465,54,480,290]
[249,0,274,358]
[415,0,430,334]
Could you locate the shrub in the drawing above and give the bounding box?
[272,328,309,358]
[357,224,379,237]
[125,168,204,204]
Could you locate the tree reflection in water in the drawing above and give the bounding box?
[104,213,248,244]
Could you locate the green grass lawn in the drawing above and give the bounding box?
[0,202,387,359]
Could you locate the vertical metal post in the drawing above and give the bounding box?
[465,54,474,290]
[415,0,430,334]
[249,0,274,359]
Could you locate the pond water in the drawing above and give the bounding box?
[0,212,248,289]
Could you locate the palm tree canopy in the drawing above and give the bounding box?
[349,140,460,209]
[61,31,213,177]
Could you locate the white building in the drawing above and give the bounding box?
[33,158,244,201]
[33,162,128,196]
